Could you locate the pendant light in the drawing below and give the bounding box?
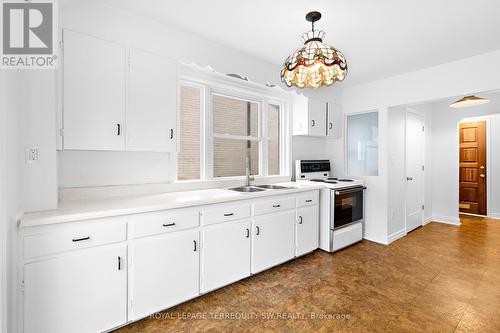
[281,11,347,88]
[449,95,490,108]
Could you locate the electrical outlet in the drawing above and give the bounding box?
[26,147,39,164]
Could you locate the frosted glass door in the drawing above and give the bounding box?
[346,112,379,176]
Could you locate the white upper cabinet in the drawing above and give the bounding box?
[63,30,126,150]
[127,48,178,152]
[292,93,338,137]
[62,30,178,152]
[24,245,127,333]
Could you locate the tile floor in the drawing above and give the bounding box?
[115,215,500,332]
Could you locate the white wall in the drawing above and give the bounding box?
[58,3,284,188]
[338,49,500,244]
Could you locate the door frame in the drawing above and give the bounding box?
[459,116,492,217]
[404,108,426,232]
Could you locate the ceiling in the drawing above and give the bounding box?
[66,0,500,86]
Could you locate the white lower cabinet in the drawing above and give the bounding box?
[201,220,251,293]
[296,206,319,256]
[252,211,295,273]
[24,244,127,333]
[131,230,200,320]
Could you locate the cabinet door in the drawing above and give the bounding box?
[308,99,327,136]
[127,48,178,152]
[63,30,126,150]
[201,220,251,293]
[326,102,341,138]
[131,231,199,320]
[296,206,319,256]
[24,245,127,333]
[252,211,295,273]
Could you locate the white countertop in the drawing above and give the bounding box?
[20,182,326,228]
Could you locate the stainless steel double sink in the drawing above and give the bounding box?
[228,184,295,193]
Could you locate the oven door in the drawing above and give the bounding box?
[331,186,365,230]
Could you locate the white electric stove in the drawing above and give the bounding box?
[295,160,365,252]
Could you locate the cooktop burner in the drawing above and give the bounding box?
[310,179,325,182]
[310,178,338,183]
[338,179,354,182]
[327,177,338,181]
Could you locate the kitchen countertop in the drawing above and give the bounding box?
[20,182,326,228]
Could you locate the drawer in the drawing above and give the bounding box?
[24,223,126,259]
[130,209,199,239]
[253,197,295,216]
[203,204,251,226]
[296,191,319,207]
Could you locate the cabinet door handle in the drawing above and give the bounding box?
[246,228,250,238]
[170,129,174,139]
[272,204,281,208]
[117,124,121,136]
[118,256,122,270]
[72,236,90,242]
[256,226,260,235]
[193,240,197,252]
[311,120,315,127]
[224,213,234,217]
[305,199,313,203]
[298,216,303,224]
[329,122,333,130]
[162,222,176,227]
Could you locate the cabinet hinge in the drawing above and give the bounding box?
[59,128,64,137]
[20,281,25,292]
[422,126,425,132]
[422,165,425,171]
[422,205,425,210]
[59,40,63,49]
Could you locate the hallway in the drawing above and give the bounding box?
[115,216,500,333]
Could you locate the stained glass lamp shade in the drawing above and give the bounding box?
[281,12,347,88]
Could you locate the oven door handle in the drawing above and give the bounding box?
[335,187,366,195]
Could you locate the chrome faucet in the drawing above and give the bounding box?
[245,156,254,186]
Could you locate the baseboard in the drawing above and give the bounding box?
[386,229,406,244]
[490,213,500,220]
[423,216,433,225]
[429,215,461,226]
[362,234,387,245]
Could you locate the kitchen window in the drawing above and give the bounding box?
[177,81,287,181]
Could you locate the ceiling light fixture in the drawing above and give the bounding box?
[449,95,490,108]
[281,11,347,89]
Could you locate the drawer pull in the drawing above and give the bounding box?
[272,204,281,208]
[224,213,234,217]
[193,240,197,252]
[162,222,176,227]
[298,216,303,224]
[118,256,122,270]
[246,228,250,238]
[72,236,90,243]
[256,226,260,235]
[305,199,313,203]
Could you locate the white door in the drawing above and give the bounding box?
[405,111,425,233]
[252,211,295,273]
[63,30,126,151]
[127,48,178,152]
[24,245,127,333]
[201,220,251,293]
[131,231,199,320]
[308,99,327,136]
[296,206,319,256]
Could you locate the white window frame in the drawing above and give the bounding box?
[176,67,291,182]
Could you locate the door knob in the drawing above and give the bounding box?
[480,174,485,178]
[406,177,413,181]
[480,166,485,169]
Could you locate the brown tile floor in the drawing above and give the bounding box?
[115,215,500,333]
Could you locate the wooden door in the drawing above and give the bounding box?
[24,245,127,333]
[131,231,199,320]
[201,220,251,293]
[459,121,487,215]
